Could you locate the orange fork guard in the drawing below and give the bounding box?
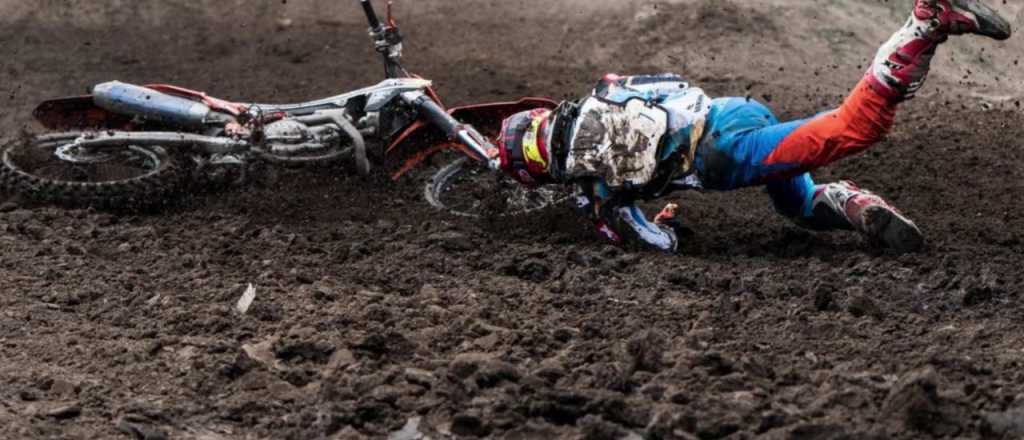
[385,97,558,180]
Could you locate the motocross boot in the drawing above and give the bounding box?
[805,181,925,253]
[867,0,1012,101]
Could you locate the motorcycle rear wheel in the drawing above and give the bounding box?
[1,132,184,209]
[425,156,573,218]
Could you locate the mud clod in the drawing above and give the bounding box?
[846,292,884,320]
[695,352,735,377]
[427,231,474,252]
[981,407,1024,438]
[353,331,415,360]
[451,412,489,437]
[450,353,497,379]
[882,368,965,437]
[515,258,553,282]
[116,418,168,440]
[43,404,82,420]
[961,285,996,307]
[403,368,436,389]
[812,283,836,311]
[274,334,335,364]
[0,199,20,212]
[579,415,630,440]
[473,360,521,388]
[626,330,669,373]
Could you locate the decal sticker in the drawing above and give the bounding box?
[521,117,548,169]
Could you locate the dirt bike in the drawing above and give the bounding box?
[1,0,570,217]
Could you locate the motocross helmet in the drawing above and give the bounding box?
[497,108,556,185]
[497,102,577,185]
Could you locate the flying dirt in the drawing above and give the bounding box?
[1,0,1023,439]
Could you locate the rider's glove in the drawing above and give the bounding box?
[654,203,679,224]
[654,203,694,243]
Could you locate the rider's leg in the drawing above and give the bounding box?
[758,0,1011,177]
[691,97,925,252]
[758,82,894,176]
[694,0,1009,251]
[766,174,925,252]
[765,174,822,227]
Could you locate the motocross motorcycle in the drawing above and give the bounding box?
[1,0,570,217]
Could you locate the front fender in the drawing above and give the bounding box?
[385,97,558,180]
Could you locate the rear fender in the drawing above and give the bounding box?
[33,96,132,131]
[385,97,558,180]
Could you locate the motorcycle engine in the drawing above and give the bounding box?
[262,119,339,157]
[263,119,313,144]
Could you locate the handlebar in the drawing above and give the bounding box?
[360,3,498,169]
[360,0,382,31]
[361,0,405,79]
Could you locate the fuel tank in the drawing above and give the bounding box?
[92,81,212,128]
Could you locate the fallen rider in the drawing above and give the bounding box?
[492,0,1011,253]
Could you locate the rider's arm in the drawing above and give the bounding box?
[576,179,680,253]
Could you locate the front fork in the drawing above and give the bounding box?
[400,91,501,171]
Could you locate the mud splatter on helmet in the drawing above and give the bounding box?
[497,108,556,185]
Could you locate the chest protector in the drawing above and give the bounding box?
[565,96,669,188]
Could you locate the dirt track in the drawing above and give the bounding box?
[2,0,1024,439]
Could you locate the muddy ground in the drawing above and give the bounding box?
[2,0,1024,439]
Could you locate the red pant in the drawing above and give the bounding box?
[763,79,898,176]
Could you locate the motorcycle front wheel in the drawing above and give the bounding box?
[425,156,574,218]
[1,132,184,209]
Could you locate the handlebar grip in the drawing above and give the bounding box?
[360,0,382,30]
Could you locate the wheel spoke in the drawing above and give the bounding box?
[2,134,180,209]
[427,156,574,218]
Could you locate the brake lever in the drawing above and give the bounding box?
[366,1,400,48]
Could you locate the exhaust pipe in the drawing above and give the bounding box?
[93,81,212,128]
